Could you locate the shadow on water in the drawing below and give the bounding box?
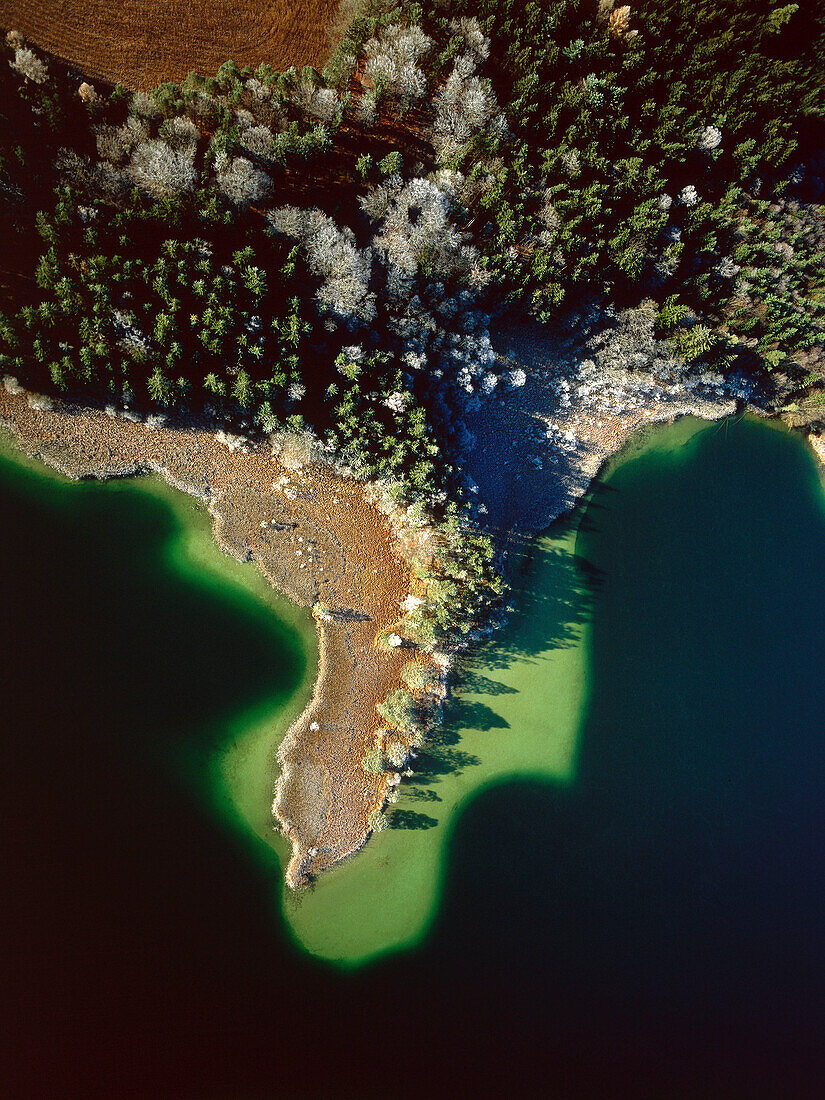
[408,418,825,1095]
[6,419,825,1097]
[455,669,519,696]
[389,809,439,830]
[481,534,596,672]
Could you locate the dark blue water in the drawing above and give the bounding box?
[3,416,825,1098]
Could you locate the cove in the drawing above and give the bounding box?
[4,414,825,1094]
[276,414,825,965]
[0,430,316,925]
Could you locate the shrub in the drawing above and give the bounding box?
[10,47,47,85]
[361,747,385,774]
[379,150,402,176]
[377,689,416,731]
[368,808,389,832]
[400,661,439,692]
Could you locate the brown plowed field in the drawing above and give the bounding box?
[2,0,340,89]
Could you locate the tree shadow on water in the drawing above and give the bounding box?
[413,419,825,1094]
[390,809,438,830]
[457,670,519,696]
[480,531,596,672]
[410,744,481,786]
[447,699,510,732]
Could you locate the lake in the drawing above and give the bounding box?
[2,414,825,1096]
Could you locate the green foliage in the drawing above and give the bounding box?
[379,150,402,176]
[356,153,373,179]
[361,746,386,774]
[421,0,825,317]
[376,689,417,731]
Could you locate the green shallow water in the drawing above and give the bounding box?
[4,414,825,1095]
[277,412,824,964]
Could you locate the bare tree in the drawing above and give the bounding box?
[10,46,47,84]
[129,140,197,199]
[215,156,273,207]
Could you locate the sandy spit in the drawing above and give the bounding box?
[0,387,413,885]
[808,430,825,468]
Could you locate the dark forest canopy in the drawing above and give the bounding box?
[1,0,824,594]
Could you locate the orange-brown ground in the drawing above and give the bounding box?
[810,430,825,468]
[2,0,341,89]
[0,385,417,883]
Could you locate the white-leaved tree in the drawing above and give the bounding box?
[215,156,273,207]
[10,46,47,84]
[291,80,341,124]
[94,117,149,164]
[159,116,199,155]
[449,17,490,61]
[129,140,197,199]
[370,176,465,280]
[240,125,275,159]
[363,24,433,108]
[432,53,502,162]
[269,206,376,325]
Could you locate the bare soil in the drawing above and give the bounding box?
[3,0,341,89]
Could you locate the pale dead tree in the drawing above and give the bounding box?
[371,176,465,278]
[269,207,376,324]
[585,300,686,383]
[244,79,285,129]
[354,88,378,126]
[267,204,306,239]
[130,91,162,120]
[432,54,500,162]
[240,124,275,159]
[10,46,47,84]
[696,124,722,152]
[5,30,25,49]
[56,148,126,199]
[129,140,197,199]
[160,116,199,155]
[449,16,490,61]
[358,173,404,221]
[235,108,256,130]
[363,23,433,106]
[94,117,149,163]
[245,77,272,103]
[215,156,273,207]
[291,80,341,123]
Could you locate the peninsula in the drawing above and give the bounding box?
[1,0,823,883]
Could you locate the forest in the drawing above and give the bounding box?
[1,0,824,645]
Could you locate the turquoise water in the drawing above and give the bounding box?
[3,415,825,1095]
